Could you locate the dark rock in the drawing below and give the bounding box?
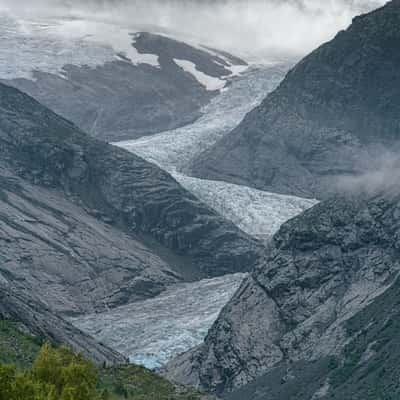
[0,78,261,365]
[165,189,400,397]
[190,0,400,199]
[0,285,126,366]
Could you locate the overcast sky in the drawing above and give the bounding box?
[0,0,388,59]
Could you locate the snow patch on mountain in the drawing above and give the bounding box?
[0,14,243,81]
[72,273,246,369]
[51,19,160,67]
[174,59,226,91]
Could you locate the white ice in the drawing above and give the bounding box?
[116,65,285,172]
[0,15,116,79]
[71,273,246,369]
[174,58,226,91]
[174,173,316,239]
[116,65,317,239]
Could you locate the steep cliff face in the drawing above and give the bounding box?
[0,82,261,284]
[0,169,180,315]
[165,190,400,398]
[190,0,400,198]
[228,272,400,400]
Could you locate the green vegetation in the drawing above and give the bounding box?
[0,321,212,400]
[0,343,99,400]
[0,321,43,367]
[99,364,204,400]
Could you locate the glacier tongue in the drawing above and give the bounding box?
[116,65,317,239]
[71,274,246,369]
[116,65,285,172]
[173,173,316,239]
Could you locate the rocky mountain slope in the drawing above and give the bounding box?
[0,14,246,142]
[0,288,126,365]
[190,0,400,199]
[165,188,400,398]
[0,81,261,358]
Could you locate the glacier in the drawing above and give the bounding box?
[174,173,316,239]
[72,66,317,371]
[7,30,316,369]
[71,273,246,369]
[116,65,317,239]
[116,65,285,173]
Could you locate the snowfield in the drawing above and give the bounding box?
[0,14,245,89]
[72,273,246,369]
[0,15,116,79]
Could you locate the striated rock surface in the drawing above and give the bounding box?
[0,82,261,284]
[0,285,126,365]
[0,168,180,315]
[0,81,261,359]
[165,190,400,398]
[190,0,400,199]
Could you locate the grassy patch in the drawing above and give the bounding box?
[99,364,205,400]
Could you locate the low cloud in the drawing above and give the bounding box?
[0,0,388,60]
[336,149,400,197]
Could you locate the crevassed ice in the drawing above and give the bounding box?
[174,173,316,239]
[71,274,246,369]
[116,65,317,239]
[74,65,317,370]
[116,65,285,172]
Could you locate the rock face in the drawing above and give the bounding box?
[0,286,126,366]
[190,0,400,199]
[0,169,180,315]
[0,82,261,356]
[165,190,400,399]
[1,18,246,142]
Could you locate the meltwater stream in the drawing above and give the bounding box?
[73,66,316,369]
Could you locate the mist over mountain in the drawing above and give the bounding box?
[0,0,387,59]
[190,0,400,198]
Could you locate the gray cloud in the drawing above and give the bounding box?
[0,0,388,59]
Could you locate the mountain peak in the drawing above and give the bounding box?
[189,0,400,199]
